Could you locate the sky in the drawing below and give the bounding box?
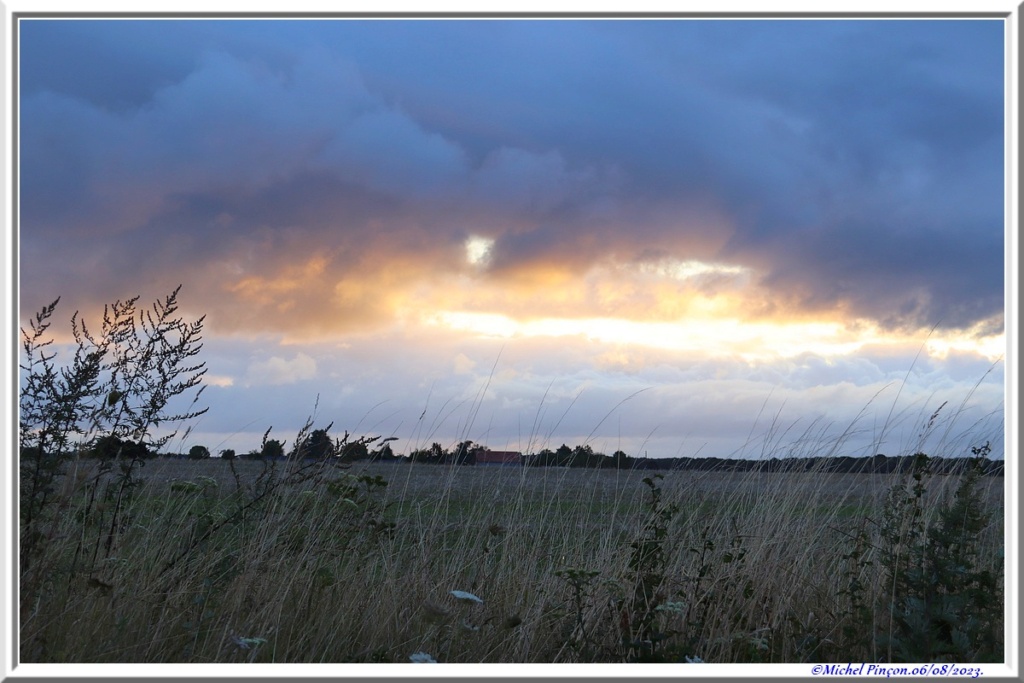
[16,17,1008,460]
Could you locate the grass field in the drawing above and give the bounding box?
[19,455,1005,664]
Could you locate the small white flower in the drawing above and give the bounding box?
[409,652,437,663]
[450,590,484,604]
[231,635,267,650]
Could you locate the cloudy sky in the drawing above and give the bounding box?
[17,17,1007,460]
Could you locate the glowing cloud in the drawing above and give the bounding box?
[426,309,1004,365]
[637,258,750,283]
[426,311,853,359]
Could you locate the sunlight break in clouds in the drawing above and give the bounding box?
[428,311,859,360]
[428,310,1005,364]
[465,235,494,267]
[419,254,1005,363]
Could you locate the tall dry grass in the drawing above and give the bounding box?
[19,450,1003,664]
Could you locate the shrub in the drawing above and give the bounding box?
[876,447,1003,662]
[188,445,211,460]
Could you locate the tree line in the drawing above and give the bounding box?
[51,433,1004,476]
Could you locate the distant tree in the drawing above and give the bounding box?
[555,444,574,467]
[611,450,632,470]
[261,439,285,459]
[410,442,447,464]
[527,448,555,467]
[90,434,150,460]
[188,445,211,460]
[296,428,335,460]
[340,440,369,462]
[220,448,236,460]
[572,444,602,468]
[431,442,447,463]
[371,442,396,462]
[90,434,122,460]
[453,440,482,466]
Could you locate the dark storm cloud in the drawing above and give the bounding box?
[18,18,1004,335]
[18,20,198,111]
[693,20,1005,330]
[752,218,1005,332]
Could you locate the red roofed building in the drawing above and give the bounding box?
[474,450,522,466]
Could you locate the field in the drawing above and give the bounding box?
[19,455,1005,664]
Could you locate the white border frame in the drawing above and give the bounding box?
[1,3,1018,680]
